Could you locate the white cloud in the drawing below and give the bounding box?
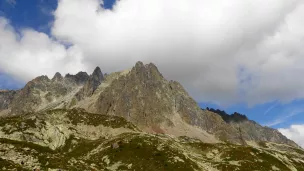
[0,18,87,81]
[279,125,304,148]
[1,0,304,106]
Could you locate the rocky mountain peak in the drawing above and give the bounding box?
[65,72,89,85]
[135,61,144,68]
[75,66,104,100]
[32,75,50,83]
[52,72,63,82]
[92,66,104,83]
[206,108,249,123]
[131,61,164,81]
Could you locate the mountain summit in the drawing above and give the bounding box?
[0,62,303,170]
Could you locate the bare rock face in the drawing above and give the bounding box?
[93,62,240,143]
[65,72,89,85]
[0,90,17,111]
[207,108,299,147]
[51,72,63,82]
[75,67,104,100]
[10,76,51,114]
[9,72,89,115]
[95,62,176,127]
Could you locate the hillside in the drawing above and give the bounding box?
[0,109,304,171]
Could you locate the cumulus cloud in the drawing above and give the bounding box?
[0,18,87,81]
[279,125,304,148]
[1,0,304,106]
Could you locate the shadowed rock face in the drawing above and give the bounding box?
[0,90,17,111]
[51,72,63,82]
[206,108,299,147]
[75,67,104,100]
[207,108,248,123]
[65,72,89,85]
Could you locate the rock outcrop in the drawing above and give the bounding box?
[75,67,104,100]
[51,72,63,82]
[8,72,89,114]
[64,72,89,85]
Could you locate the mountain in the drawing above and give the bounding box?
[206,108,297,147]
[0,61,303,170]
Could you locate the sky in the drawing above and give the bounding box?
[0,0,304,147]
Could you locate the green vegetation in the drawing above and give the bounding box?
[258,141,268,148]
[1,109,304,170]
[0,114,41,134]
[64,108,138,130]
[0,158,28,171]
[88,133,199,171]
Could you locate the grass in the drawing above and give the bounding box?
[88,133,200,171]
[64,108,138,130]
[0,158,29,171]
[258,141,268,148]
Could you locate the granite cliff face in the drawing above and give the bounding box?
[0,61,303,170]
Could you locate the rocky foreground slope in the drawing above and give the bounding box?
[0,61,303,170]
[0,108,304,171]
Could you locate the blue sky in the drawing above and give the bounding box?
[0,0,304,146]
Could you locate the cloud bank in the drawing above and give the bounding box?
[279,125,304,148]
[0,0,304,106]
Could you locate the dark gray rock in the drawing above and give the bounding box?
[0,90,17,111]
[52,72,63,82]
[75,67,104,100]
[65,72,89,85]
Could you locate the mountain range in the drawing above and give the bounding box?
[0,62,303,171]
